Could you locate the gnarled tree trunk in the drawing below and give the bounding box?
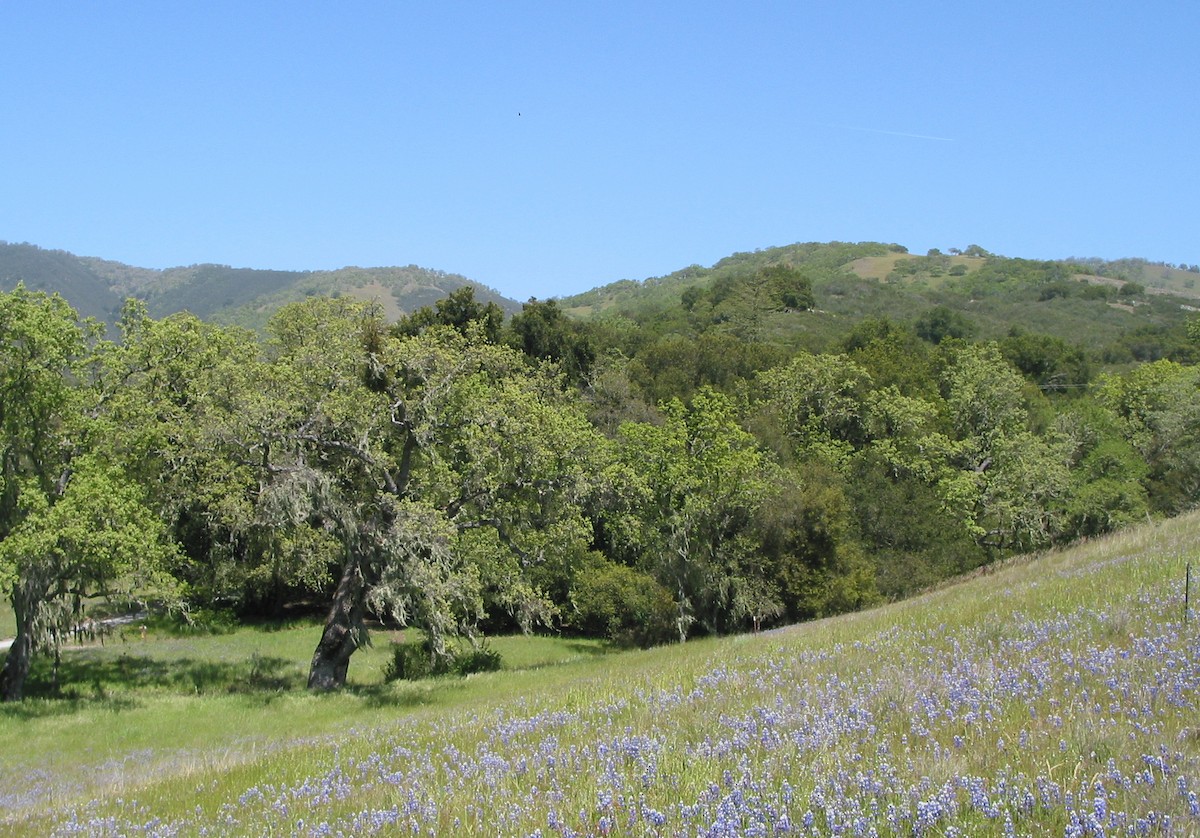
[307,554,367,691]
[1,588,39,702]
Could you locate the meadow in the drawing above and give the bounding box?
[2,512,1199,836]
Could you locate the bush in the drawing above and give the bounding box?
[383,639,449,682]
[570,558,677,647]
[383,637,503,682]
[453,642,503,676]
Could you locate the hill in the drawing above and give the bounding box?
[5,239,1197,357]
[0,242,523,329]
[0,242,127,323]
[2,511,1197,834]
[561,241,1200,364]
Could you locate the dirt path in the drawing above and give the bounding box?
[0,612,147,654]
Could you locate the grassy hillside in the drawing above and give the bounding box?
[1066,257,1200,301]
[3,512,1197,835]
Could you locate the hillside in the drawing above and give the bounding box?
[561,241,1200,363]
[6,239,1197,357]
[0,242,127,323]
[0,242,522,329]
[2,511,1197,834]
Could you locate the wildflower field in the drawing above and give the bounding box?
[4,512,1200,837]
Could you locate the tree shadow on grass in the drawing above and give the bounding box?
[560,640,616,657]
[0,693,140,721]
[341,682,450,709]
[12,652,304,707]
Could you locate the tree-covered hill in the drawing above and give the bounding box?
[0,242,126,323]
[0,242,522,329]
[560,241,1198,366]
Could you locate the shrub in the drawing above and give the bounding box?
[570,558,677,647]
[454,642,503,676]
[383,637,503,681]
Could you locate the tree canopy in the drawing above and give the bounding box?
[2,267,1198,699]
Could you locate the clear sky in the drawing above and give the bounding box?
[2,2,1197,301]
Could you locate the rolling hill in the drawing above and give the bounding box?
[559,241,1200,362]
[0,242,523,330]
[4,239,1198,363]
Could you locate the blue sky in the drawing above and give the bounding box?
[2,2,1197,301]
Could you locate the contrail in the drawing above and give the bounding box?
[822,123,955,142]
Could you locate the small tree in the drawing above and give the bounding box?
[0,288,178,701]
[0,458,178,700]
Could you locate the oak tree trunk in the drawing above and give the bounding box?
[0,593,37,702]
[307,555,367,691]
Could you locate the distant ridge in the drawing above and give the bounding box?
[0,242,126,323]
[4,240,1197,349]
[0,242,523,329]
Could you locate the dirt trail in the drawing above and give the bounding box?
[0,612,147,653]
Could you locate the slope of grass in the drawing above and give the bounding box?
[4,512,1200,835]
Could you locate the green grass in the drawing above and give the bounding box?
[0,598,14,639]
[0,617,615,819]
[3,512,1199,834]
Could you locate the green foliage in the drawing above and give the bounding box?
[753,351,875,467]
[507,298,595,381]
[940,343,1070,554]
[568,555,677,647]
[1097,360,1200,513]
[1000,329,1090,391]
[6,239,1200,705]
[383,636,504,681]
[840,319,938,398]
[0,288,180,700]
[846,451,985,598]
[626,331,784,404]
[915,305,975,344]
[754,467,877,619]
[759,264,816,311]
[393,285,505,343]
[611,388,776,637]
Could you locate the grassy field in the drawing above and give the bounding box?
[3,512,1199,835]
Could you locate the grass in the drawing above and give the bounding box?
[845,253,982,283]
[0,617,615,823]
[0,598,14,640]
[3,512,1200,835]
